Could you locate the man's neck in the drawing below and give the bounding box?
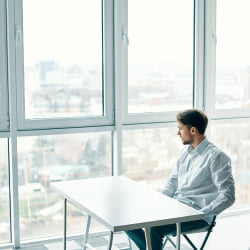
[191,135,206,148]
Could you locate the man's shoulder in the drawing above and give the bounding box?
[206,140,230,161]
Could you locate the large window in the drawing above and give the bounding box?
[123,127,181,191]
[1,0,250,248]
[216,0,250,111]
[22,0,102,119]
[15,0,113,130]
[128,0,194,114]
[18,132,111,240]
[211,120,250,210]
[213,0,250,210]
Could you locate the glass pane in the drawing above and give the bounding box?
[18,132,111,240]
[128,0,194,113]
[123,127,181,191]
[211,121,250,210]
[0,139,10,243]
[23,0,103,119]
[216,0,250,109]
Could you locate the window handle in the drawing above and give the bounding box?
[15,25,22,46]
[122,27,129,45]
[212,33,217,45]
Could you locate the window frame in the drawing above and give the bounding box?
[119,0,197,125]
[14,0,114,131]
[205,0,250,120]
[0,0,9,131]
[1,0,250,248]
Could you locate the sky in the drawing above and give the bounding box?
[22,0,250,67]
[23,0,102,66]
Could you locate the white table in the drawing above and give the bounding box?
[51,176,204,250]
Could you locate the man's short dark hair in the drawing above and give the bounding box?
[176,109,208,135]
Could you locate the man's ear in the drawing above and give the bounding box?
[190,127,196,135]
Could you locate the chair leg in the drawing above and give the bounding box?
[128,237,133,250]
[183,235,198,250]
[200,230,212,250]
[163,235,176,248]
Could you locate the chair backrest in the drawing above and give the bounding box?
[207,215,217,233]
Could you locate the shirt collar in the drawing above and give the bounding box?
[187,137,209,155]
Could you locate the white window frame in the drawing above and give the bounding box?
[0,0,9,131]
[205,0,250,120]
[13,0,114,131]
[194,0,205,111]
[2,0,250,248]
[203,0,216,118]
[118,0,198,125]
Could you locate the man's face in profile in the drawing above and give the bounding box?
[177,122,194,145]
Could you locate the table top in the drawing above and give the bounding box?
[51,176,204,232]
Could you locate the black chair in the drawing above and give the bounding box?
[163,216,217,250]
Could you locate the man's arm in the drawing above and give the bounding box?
[162,160,179,197]
[200,152,235,215]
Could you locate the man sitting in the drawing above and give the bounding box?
[126,109,235,250]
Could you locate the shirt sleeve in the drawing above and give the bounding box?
[162,158,179,197]
[200,152,235,215]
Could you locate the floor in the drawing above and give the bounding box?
[3,213,250,250]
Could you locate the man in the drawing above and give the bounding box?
[126,109,235,250]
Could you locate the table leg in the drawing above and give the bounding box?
[64,198,67,250]
[145,227,152,250]
[176,222,181,250]
[83,215,91,250]
[107,231,113,250]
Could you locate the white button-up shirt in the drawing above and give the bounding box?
[162,138,235,224]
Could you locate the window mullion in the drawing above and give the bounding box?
[204,0,217,118]
[193,0,205,110]
[0,0,9,131]
[113,0,128,175]
[103,0,114,125]
[7,0,21,247]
